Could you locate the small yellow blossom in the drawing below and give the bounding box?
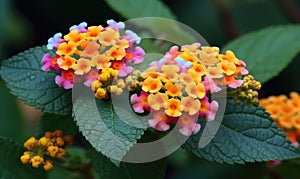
[24,137,37,150]
[161,65,180,81]
[43,160,53,171]
[192,63,205,77]
[185,83,205,99]
[178,51,198,63]
[142,77,163,93]
[115,38,129,49]
[165,81,182,97]
[98,28,119,46]
[73,58,92,75]
[38,137,51,147]
[31,156,44,168]
[181,96,200,115]
[165,98,182,117]
[95,88,107,99]
[179,73,195,85]
[20,130,73,171]
[64,30,85,45]
[56,148,67,159]
[92,81,102,91]
[86,25,103,38]
[57,56,76,70]
[109,47,126,60]
[56,137,65,147]
[47,146,59,157]
[91,54,111,70]
[56,42,76,56]
[148,93,168,110]
[187,68,202,83]
[218,50,238,63]
[205,66,224,79]
[20,152,31,164]
[220,60,236,75]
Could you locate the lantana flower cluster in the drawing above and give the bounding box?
[41,20,254,137]
[41,20,145,98]
[260,92,300,147]
[128,43,249,136]
[20,130,73,171]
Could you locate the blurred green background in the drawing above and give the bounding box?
[0,0,300,178]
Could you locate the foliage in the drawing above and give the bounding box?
[183,100,299,164]
[222,25,300,84]
[0,137,46,178]
[0,46,72,115]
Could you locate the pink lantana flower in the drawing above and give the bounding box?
[228,80,243,88]
[174,57,192,73]
[165,46,181,60]
[149,58,165,72]
[41,54,60,72]
[199,97,219,122]
[149,54,178,72]
[181,43,201,53]
[178,113,201,136]
[205,100,219,122]
[47,33,64,50]
[236,60,249,75]
[148,109,174,131]
[83,69,99,87]
[125,46,145,64]
[69,22,88,33]
[202,76,222,93]
[124,30,141,47]
[130,91,150,113]
[118,63,133,77]
[107,19,125,32]
[150,46,181,69]
[55,70,74,89]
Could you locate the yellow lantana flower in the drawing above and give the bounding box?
[73,58,92,75]
[142,77,163,93]
[181,96,200,115]
[165,98,182,117]
[148,93,168,110]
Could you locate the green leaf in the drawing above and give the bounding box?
[91,145,166,179]
[104,0,197,45]
[73,93,146,161]
[182,99,300,164]
[0,136,46,178]
[0,79,28,143]
[0,46,72,115]
[104,0,175,19]
[222,25,300,83]
[35,113,77,138]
